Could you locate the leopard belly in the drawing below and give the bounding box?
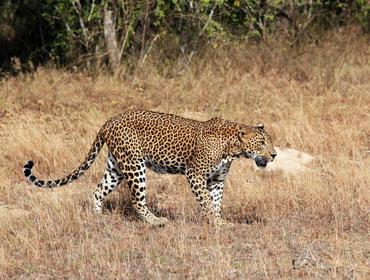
[145,158,187,175]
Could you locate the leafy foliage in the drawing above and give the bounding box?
[1,0,369,71]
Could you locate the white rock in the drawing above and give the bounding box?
[255,147,314,173]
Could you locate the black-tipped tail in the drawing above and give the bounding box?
[23,160,37,183]
[22,132,105,188]
[23,160,34,177]
[23,160,45,186]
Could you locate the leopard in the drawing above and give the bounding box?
[23,110,277,226]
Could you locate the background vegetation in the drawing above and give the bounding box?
[1,0,369,72]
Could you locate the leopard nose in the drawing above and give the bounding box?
[271,153,277,160]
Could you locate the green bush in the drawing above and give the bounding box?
[1,0,369,72]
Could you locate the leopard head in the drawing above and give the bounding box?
[238,123,277,168]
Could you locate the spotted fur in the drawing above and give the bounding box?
[23,110,276,226]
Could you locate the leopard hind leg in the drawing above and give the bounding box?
[93,152,124,213]
[121,158,168,226]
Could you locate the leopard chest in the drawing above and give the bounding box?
[206,156,234,184]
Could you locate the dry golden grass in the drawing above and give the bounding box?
[0,28,369,279]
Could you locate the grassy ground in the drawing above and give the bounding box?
[0,29,369,279]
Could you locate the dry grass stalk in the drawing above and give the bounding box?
[0,29,369,279]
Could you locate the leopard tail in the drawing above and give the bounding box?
[23,132,105,188]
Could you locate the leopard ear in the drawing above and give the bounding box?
[256,123,264,129]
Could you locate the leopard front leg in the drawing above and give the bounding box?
[121,159,168,226]
[206,160,233,227]
[207,181,233,227]
[185,169,216,223]
[207,181,224,219]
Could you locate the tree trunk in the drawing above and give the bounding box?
[104,7,120,70]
